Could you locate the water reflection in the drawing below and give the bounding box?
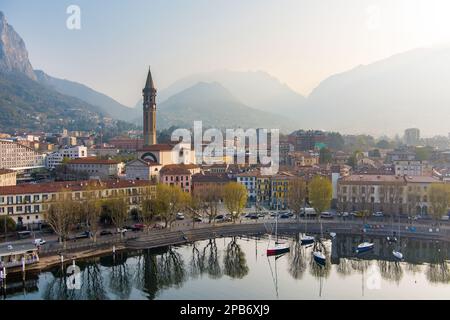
[3,234,450,300]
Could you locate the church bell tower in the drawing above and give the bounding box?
[143,67,157,146]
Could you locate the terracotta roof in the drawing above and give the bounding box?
[160,164,199,175]
[67,157,120,165]
[0,180,155,195]
[340,174,406,185]
[126,159,161,167]
[404,176,441,183]
[138,144,176,151]
[192,173,230,183]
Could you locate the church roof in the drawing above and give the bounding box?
[139,144,176,152]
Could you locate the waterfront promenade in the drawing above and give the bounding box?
[3,216,450,275]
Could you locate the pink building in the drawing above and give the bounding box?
[159,164,201,192]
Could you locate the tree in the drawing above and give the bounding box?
[139,187,160,234]
[326,132,345,151]
[103,196,129,238]
[287,178,307,221]
[156,184,190,229]
[186,194,202,229]
[223,182,248,223]
[308,176,332,218]
[1,216,16,236]
[196,185,224,224]
[80,183,104,242]
[45,190,77,248]
[428,183,450,225]
[376,140,391,149]
[406,189,421,222]
[319,148,332,164]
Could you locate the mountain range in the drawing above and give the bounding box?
[1,9,450,136]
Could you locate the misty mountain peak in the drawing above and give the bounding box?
[0,11,36,80]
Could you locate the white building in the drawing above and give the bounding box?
[67,158,122,179]
[394,160,431,177]
[0,140,46,171]
[126,159,162,181]
[46,146,88,169]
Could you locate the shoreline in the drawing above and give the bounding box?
[5,220,450,275]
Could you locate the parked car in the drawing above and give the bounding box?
[74,231,90,240]
[193,217,202,222]
[372,212,384,217]
[100,230,113,236]
[320,212,334,219]
[279,213,290,219]
[176,213,185,220]
[33,238,46,246]
[117,228,128,234]
[341,212,349,218]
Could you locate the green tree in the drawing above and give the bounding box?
[287,178,307,221]
[319,147,332,164]
[308,176,332,218]
[428,183,450,225]
[156,184,190,229]
[1,216,16,235]
[376,140,391,149]
[223,182,248,223]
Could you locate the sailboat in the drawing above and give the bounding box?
[267,209,290,256]
[386,214,397,243]
[300,204,315,245]
[313,218,326,265]
[392,215,403,260]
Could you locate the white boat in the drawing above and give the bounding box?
[329,232,336,238]
[300,235,315,245]
[267,208,290,256]
[313,251,326,265]
[356,242,374,253]
[392,250,403,260]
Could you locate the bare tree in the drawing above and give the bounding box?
[287,178,307,221]
[45,190,77,248]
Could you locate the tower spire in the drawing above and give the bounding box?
[145,66,155,89]
[143,66,157,146]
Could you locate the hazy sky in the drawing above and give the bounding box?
[3,0,450,107]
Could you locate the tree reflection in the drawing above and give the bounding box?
[336,258,353,277]
[109,252,132,299]
[203,239,222,279]
[223,237,249,279]
[377,260,404,284]
[190,242,206,279]
[42,268,77,300]
[288,241,307,279]
[426,247,450,284]
[350,259,371,273]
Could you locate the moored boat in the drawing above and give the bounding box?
[300,235,315,245]
[356,242,374,253]
[313,251,326,265]
[392,250,403,260]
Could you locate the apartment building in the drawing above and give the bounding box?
[159,164,201,192]
[337,174,441,216]
[0,169,17,187]
[46,146,88,169]
[0,180,156,225]
[67,157,122,179]
[0,140,46,170]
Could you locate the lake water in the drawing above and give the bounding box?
[3,234,450,300]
